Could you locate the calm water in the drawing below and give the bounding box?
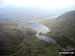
[19,23,50,34]
[19,23,56,44]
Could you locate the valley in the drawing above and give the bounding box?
[0,9,75,56]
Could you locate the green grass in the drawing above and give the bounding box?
[0,22,59,56]
[41,11,75,51]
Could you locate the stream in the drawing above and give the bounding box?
[19,23,56,44]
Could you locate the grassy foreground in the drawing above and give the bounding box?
[0,22,60,56]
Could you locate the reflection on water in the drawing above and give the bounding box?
[36,34,56,44]
[19,23,56,44]
[19,23,50,34]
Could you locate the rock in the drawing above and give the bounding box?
[25,31,34,37]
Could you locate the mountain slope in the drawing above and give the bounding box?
[44,11,75,50]
[55,11,75,40]
[0,22,59,56]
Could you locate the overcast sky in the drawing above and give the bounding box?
[0,0,75,9]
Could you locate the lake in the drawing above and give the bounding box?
[19,23,50,34]
[19,23,56,44]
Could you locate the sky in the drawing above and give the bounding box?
[0,0,75,9]
[0,0,75,20]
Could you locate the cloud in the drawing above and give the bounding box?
[0,0,75,8]
[0,0,4,7]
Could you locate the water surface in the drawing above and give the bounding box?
[19,23,50,34]
[19,23,56,44]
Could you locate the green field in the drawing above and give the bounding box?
[0,22,60,56]
[42,11,75,51]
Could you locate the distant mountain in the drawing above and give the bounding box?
[0,6,74,21]
[0,6,57,21]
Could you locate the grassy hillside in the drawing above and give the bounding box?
[43,11,75,50]
[0,22,59,56]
